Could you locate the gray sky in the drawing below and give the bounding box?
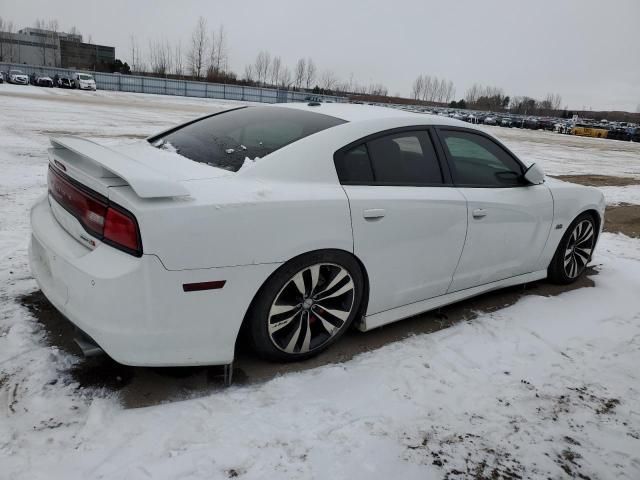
[3,0,639,111]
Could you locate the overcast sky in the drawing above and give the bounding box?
[3,0,639,111]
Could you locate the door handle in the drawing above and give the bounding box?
[363,208,386,220]
[472,208,487,219]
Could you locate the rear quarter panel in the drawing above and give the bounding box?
[108,177,353,270]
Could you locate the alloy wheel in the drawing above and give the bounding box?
[564,219,595,279]
[267,263,355,354]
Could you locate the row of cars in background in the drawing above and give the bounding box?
[0,69,97,91]
[397,105,640,143]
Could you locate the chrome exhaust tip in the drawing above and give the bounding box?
[73,329,104,357]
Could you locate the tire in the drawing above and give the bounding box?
[548,212,597,284]
[247,250,364,362]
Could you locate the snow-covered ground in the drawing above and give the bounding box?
[479,124,640,179]
[1,86,640,479]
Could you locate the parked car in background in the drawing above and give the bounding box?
[72,73,97,90]
[30,104,605,366]
[524,118,540,130]
[500,117,515,128]
[36,76,54,88]
[7,69,29,85]
[538,119,556,131]
[0,72,4,84]
[57,76,73,89]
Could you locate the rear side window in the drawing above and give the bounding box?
[440,130,524,187]
[149,106,346,172]
[335,130,443,185]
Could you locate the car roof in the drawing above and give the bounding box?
[273,102,467,127]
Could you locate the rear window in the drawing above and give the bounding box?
[149,106,346,172]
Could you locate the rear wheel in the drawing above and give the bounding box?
[548,213,596,284]
[248,251,364,362]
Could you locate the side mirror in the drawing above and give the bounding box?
[523,163,545,185]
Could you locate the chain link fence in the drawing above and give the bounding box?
[0,62,347,104]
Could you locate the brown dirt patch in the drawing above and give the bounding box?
[552,175,639,187]
[604,204,640,238]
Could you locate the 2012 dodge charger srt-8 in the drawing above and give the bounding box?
[29,103,605,366]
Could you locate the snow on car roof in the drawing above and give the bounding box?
[274,101,467,126]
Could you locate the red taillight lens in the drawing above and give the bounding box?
[48,166,142,256]
[104,207,140,253]
[48,166,107,237]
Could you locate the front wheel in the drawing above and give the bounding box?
[248,251,364,362]
[548,213,597,284]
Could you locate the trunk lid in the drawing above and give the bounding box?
[48,136,231,199]
[47,136,231,252]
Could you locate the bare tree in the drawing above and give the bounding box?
[34,19,49,65]
[149,39,172,76]
[465,83,481,105]
[294,58,306,90]
[173,40,184,77]
[243,64,255,83]
[254,50,271,85]
[320,69,337,91]
[188,16,209,79]
[270,55,282,86]
[444,80,455,103]
[304,57,316,89]
[367,83,388,96]
[208,24,228,78]
[129,35,142,72]
[411,75,424,100]
[422,75,434,102]
[45,19,59,66]
[279,66,292,89]
[68,26,82,40]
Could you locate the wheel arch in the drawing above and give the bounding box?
[235,248,371,348]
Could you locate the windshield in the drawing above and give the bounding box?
[149,106,346,172]
[10,70,24,75]
[79,74,93,80]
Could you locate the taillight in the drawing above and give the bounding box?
[48,166,142,256]
[104,206,140,253]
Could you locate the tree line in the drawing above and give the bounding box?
[411,77,565,116]
[128,16,391,96]
[3,15,630,116]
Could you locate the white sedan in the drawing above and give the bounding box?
[29,103,605,366]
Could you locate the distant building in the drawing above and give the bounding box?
[19,27,83,43]
[0,26,115,71]
[59,40,115,70]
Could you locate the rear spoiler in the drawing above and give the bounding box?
[49,136,189,198]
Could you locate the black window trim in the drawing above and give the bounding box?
[432,126,528,189]
[147,106,248,144]
[333,126,453,187]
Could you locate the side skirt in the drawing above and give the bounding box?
[359,270,548,331]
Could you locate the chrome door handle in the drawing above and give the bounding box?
[363,208,386,219]
[472,208,487,219]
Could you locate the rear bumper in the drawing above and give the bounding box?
[29,195,279,366]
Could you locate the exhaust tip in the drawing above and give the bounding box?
[73,328,104,357]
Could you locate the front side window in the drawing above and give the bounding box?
[149,106,346,172]
[440,130,524,187]
[335,130,443,185]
